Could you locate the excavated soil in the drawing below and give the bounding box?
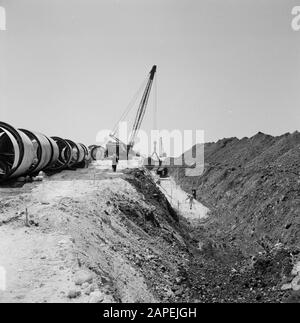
[1,136,300,303]
[169,131,300,302]
[0,167,196,303]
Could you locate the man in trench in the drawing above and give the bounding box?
[192,189,197,199]
[186,193,194,210]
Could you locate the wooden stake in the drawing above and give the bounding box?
[25,208,30,227]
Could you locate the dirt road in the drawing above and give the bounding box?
[0,225,80,302]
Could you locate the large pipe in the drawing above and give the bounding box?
[46,136,73,171]
[76,143,86,164]
[89,145,105,161]
[1,121,88,180]
[40,138,88,172]
[79,143,89,161]
[65,139,80,167]
[63,141,89,167]
[0,121,36,181]
[46,137,60,169]
[88,145,96,160]
[19,129,59,174]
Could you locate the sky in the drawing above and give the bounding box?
[0,0,300,148]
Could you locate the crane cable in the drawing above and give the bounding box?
[151,72,160,159]
[153,67,158,132]
[111,76,148,137]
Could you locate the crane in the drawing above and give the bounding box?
[109,65,157,158]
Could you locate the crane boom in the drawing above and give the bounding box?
[127,65,157,151]
[108,65,157,159]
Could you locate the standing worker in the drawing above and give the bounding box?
[112,153,119,172]
[192,189,197,200]
[186,193,194,210]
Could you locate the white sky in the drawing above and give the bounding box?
[0,0,299,148]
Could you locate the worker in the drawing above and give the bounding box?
[186,194,194,210]
[112,153,119,172]
[192,189,197,200]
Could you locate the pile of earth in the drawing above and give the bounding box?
[169,131,300,253]
[0,167,196,303]
[168,131,300,302]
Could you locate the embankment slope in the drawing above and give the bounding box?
[0,168,192,303]
[170,131,300,253]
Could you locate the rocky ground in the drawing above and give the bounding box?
[168,131,300,302]
[0,167,196,303]
[1,138,300,303]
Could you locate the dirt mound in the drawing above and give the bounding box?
[168,131,300,302]
[170,131,300,253]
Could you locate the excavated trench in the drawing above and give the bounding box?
[0,166,299,303]
[159,132,300,303]
[115,169,300,303]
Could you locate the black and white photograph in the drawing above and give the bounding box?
[0,0,300,307]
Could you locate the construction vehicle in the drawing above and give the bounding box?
[147,137,169,178]
[107,65,157,159]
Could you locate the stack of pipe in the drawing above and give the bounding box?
[0,121,89,182]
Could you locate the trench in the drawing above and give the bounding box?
[156,173,296,303]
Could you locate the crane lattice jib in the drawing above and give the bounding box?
[128,65,157,150]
